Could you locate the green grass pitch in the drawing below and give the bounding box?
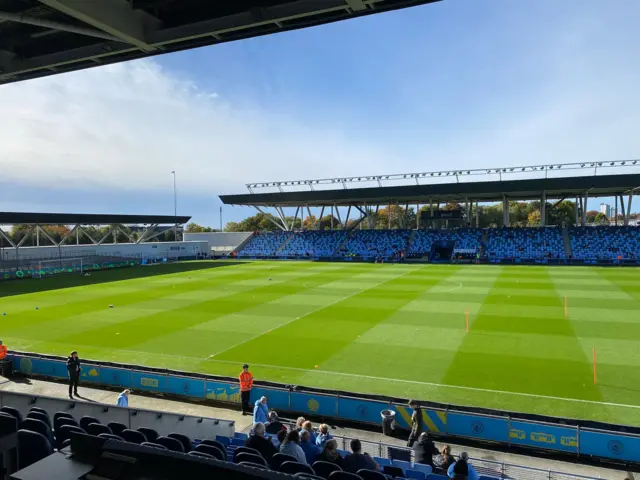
[2,261,640,426]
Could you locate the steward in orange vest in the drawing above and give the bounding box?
[0,340,7,361]
[239,364,254,415]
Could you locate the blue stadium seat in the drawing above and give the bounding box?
[486,227,565,261]
[405,470,427,480]
[570,226,640,261]
[374,457,392,467]
[410,464,433,476]
[279,231,348,257]
[409,228,482,259]
[237,231,292,257]
[340,230,411,260]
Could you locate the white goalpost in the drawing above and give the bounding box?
[33,257,84,278]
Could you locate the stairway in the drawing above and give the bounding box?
[231,233,256,255]
[274,232,295,255]
[331,231,351,256]
[407,229,418,252]
[562,226,572,257]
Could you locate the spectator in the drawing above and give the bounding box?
[434,445,456,472]
[317,438,343,467]
[413,432,439,467]
[407,400,423,447]
[245,422,278,461]
[279,430,307,464]
[274,429,287,449]
[300,430,321,465]
[448,452,479,480]
[316,423,333,447]
[342,439,378,473]
[266,410,286,435]
[295,417,306,430]
[253,396,268,424]
[66,350,81,399]
[116,389,130,407]
[239,364,254,416]
[301,420,317,444]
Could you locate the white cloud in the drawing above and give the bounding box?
[1,2,640,203]
[0,61,404,195]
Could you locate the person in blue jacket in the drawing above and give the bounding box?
[117,389,130,407]
[253,396,268,424]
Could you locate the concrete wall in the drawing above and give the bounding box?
[183,232,252,252]
[1,241,209,262]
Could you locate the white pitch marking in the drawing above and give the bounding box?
[205,358,640,411]
[208,266,425,359]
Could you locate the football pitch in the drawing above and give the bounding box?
[2,261,640,426]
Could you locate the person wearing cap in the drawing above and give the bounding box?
[447,452,479,480]
[239,364,254,415]
[0,340,7,361]
[66,350,81,399]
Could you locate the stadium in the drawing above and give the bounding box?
[1,1,639,480]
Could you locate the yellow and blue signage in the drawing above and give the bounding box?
[509,421,578,453]
[8,353,640,463]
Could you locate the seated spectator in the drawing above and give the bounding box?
[301,420,317,444]
[299,430,321,465]
[413,432,439,467]
[265,410,286,435]
[317,438,343,467]
[279,430,307,464]
[253,396,268,424]
[245,422,278,460]
[447,452,479,480]
[295,417,306,430]
[316,423,333,447]
[274,429,287,449]
[434,445,455,472]
[342,439,378,473]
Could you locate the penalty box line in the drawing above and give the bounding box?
[206,358,640,411]
[207,265,426,359]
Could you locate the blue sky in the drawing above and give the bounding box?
[1,0,639,226]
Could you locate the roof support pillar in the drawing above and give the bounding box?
[318,206,325,231]
[502,195,509,227]
[540,191,546,227]
[620,194,627,226]
[475,201,480,228]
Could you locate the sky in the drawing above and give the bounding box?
[1,0,640,226]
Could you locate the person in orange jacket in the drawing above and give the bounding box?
[239,363,254,415]
[0,340,7,361]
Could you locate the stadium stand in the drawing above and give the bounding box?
[408,229,483,259]
[232,226,640,264]
[278,231,348,257]
[485,227,565,261]
[570,226,640,261]
[339,230,411,260]
[237,231,292,257]
[0,390,610,480]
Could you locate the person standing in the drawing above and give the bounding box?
[66,351,81,399]
[253,396,268,424]
[239,364,254,415]
[0,340,7,361]
[407,400,423,447]
[117,389,130,407]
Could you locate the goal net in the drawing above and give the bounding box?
[33,257,84,278]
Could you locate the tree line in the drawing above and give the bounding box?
[185,200,636,233]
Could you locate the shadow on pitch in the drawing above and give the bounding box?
[0,261,249,299]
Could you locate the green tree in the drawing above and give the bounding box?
[586,210,599,224]
[186,223,217,233]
